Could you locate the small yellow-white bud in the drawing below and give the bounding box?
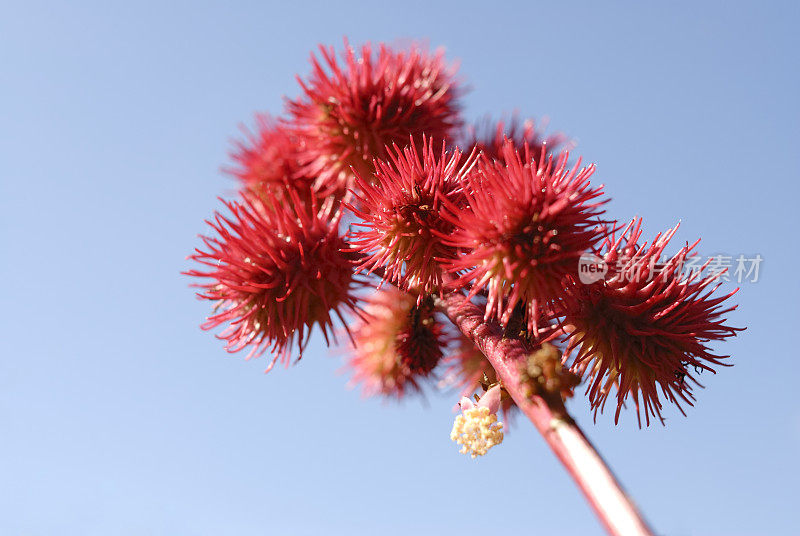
[450,405,504,458]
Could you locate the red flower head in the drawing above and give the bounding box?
[226,114,317,203]
[346,288,446,397]
[443,141,608,330]
[562,219,742,426]
[462,116,567,164]
[287,40,462,196]
[348,138,476,297]
[186,193,359,372]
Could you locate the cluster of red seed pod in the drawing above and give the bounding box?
[187,39,741,426]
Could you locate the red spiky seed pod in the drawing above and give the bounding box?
[226,114,317,203]
[287,41,462,196]
[442,140,608,330]
[348,139,476,296]
[186,193,359,372]
[462,116,567,164]
[347,288,446,397]
[562,219,742,426]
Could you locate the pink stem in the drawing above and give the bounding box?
[436,292,654,536]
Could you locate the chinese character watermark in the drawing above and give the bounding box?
[576,253,763,284]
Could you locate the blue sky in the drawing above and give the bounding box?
[1,1,798,534]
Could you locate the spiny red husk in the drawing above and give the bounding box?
[442,140,608,330]
[287,40,462,196]
[348,138,476,296]
[347,288,446,397]
[226,114,317,204]
[462,116,567,164]
[562,219,742,426]
[186,193,359,372]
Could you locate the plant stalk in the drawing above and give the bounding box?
[435,291,654,536]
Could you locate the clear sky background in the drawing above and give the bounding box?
[1,1,798,535]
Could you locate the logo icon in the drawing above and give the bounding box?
[578,253,607,284]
